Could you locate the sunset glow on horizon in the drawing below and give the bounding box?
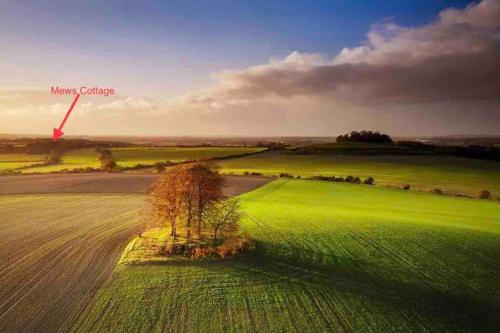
[1,0,499,137]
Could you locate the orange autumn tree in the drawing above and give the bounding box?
[190,162,223,236]
[149,166,183,239]
[149,162,222,240]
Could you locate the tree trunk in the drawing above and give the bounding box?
[186,217,191,240]
[197,218,202,238]
[171,224,177,240]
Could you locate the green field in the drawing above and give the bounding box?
[20,149,101,173]
[74,180,500,332]
[0,153,47,171]
[218,151,500,197]
[5,147,498,199]
[4,147,265,173]
[111,146,265,167]
[0,195,142,332]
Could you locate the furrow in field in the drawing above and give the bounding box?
[0,195,142,332]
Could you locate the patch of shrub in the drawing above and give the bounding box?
[309,175,326,181]
[363,176,375,185]
[243,171,263,176]
[153,162,166,173]
[308,175,349,182]
[193,247,210,259]
[121,163,155,171]
[215,238,251,258]
[279,172,294,178]
[47,153,62,165]
[157,245,167,256]
[216,244,231,258]
[102,160,118,172]
[431,188,443,195]
[479,190,491,200]
[154,236,252,259]
[149,161,175,172]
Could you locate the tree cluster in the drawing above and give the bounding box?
[256,142,288,150]
[397,141,500,161]
[96,148,117,171]
[337,131,393,144]
[47,149,64,165]
[23,138,127,154]
[437,145,500,162]
[149,162,241,242]
[308,175,374,185]
[153,161,175,173]
[0,144,22,154]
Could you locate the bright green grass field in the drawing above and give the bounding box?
[75,180,500,332]
[111,147,264,167]
[0,153,47,170]
[21,149,101,173]
[218,151,500,197]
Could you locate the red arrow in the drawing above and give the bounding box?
[53,94,80,141]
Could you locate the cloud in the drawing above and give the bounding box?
[1,1,499,136]
[178,0,500,108]
[1,102,96,117]
[97,96,154,111]
[0,92,155,118]
[37,103,68,115]
[0,92,24,101]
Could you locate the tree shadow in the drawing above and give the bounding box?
[140,238,497,332]
[122,238,499,331]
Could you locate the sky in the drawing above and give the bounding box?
[0,0,499,137]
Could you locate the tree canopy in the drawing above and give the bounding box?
[149,162,227,240]
[337,131,393,144]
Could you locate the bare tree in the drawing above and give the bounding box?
[207,199,242,240]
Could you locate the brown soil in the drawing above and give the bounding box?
[0,173,273,196]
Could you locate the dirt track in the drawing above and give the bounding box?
[0,173,273,197]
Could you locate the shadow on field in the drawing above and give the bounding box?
[249,240,500,332]
[136,239,499,332]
